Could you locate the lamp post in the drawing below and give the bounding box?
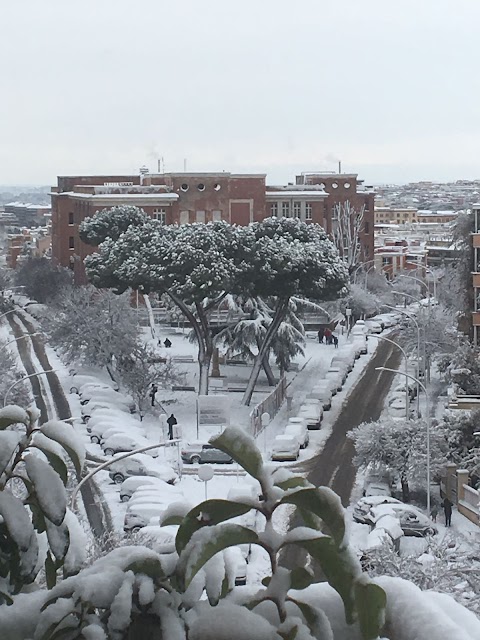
[4,369,58,406]
[345,307,352,336]
[405,261,438,301]
[375,366,431,514]
[382,303,422,416]
[369,334,409,419]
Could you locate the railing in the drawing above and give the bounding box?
[250,376,287,437]
[462,484,480,513]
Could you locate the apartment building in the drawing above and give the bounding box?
[375,207,418,225]
[51,169,374,283]
[471,205,480,344]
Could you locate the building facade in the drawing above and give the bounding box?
[471,205,480,344]
[51,169,374,282]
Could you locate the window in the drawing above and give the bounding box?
[180,183,189,192]
[305,203,312,220]
[282,202,290,217]
[153,208,166,224]
[197,183,205,191]
[68,212,74,225]
[212,210,222,221]
[180,210,189,224]
[382,257,392,265]
[68,236,74,249]
[293,202,301,218]
[364,221,369,234]
[270,202,278,216]
[196,210,206,223]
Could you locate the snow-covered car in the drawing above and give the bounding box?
[78,382,116,397]
[119,476,174,502]
[102,433,157,457]
[353,495,402,524]
[308,381,335,404]
[129,485,183,507]
[124,500,181,533]
[332,352,355,373]
[181,442,233,464]
[351,320,368,337]
[89,419,141,443]
[394,382,417,399]
[284,423,309,449]
[372,314,398,328]
[108,454,177,484]
[271,435,300,461]
[70,377,118,394]
[297,403,323,429]
[352,336,368,355]
[364,482,392,498]
[86,408,134,430]
[224,546,248,586]
[135,524,179,553]
[81,390,135,413]
[99,426,145,444]
[81,401,131,422]
[369,504,437,537]
[324,368,345,392]
[364,320,383,334]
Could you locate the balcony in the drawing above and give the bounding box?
[472,234,480,248]
[473,274,480,288]
[472,312,480,326]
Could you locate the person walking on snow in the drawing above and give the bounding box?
[430,504,438,523]
[149,383,158,407]
[324,327,332,345]
[443,497,453,527]
[167,413,177,440]
[317,327,325,344]
[332,335,338,348]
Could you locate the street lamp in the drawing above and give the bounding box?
[381,303,422,416]
[405,261,438,301]
[369,334,409,419]
[375,366,431,514]
[4,369,58,406]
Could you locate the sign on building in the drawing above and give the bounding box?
[196,395,231,437]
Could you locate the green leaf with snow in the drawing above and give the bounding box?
[40,420,85,477]
[31,434,68,485]
[0,431,21,477]
[289,566,314,590]
[0,490,39,584]
[279,487,345,547]
[45,518,70,562]
[210,427,263,481]
[174,499,254,554]
[0,405,29,430]
[125,555,166,580]
[287,598,334,640]
[25,454,67,526]
[290,536,358,624]
[177,523,258,590]
[354,580,386,640]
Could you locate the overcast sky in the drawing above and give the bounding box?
[1,0,480,186]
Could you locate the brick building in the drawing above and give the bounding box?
[51,169,374,283]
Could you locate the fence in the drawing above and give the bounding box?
[441,464,479,526]
[250,376,287,437]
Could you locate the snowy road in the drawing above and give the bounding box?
[8,310,112,539]
[282,338,401,572]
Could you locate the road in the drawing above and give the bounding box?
[7,311,112,538]
[282,339,402,571]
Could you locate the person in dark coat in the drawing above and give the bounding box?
[149,383,158,407]
[324,327,332,345]
[430,504,438,523]
[317,327,325,344]
[443,497,453,526]
[164,338,172,348]
[167,413,177,440]
[332,335,338,348]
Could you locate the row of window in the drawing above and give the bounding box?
[270,202,313,219]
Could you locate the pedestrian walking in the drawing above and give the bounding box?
[332,335,338,348]
[324,327,332,345]
[430,504,438,523]
[149,383,158,407]
[317,327,325,344]
[164,338,172,348]
[167,413,177,440]
[443,497,453,527]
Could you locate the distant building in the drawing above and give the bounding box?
[471,205,480,344]
[3,202,51,227]
[375,207,418,225]
[51,169,375,283]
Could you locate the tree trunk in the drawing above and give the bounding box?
[242,298,289,406]
[211,346,221,378]
[256,338,275,386]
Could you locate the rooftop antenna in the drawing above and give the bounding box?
[338,160,342,174]
[183,158,187,172]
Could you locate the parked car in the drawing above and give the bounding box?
[224,546,248,586]
[364,320,383,334]
[86,409,134,430]
[135,524,179,553]
[351,320,368,337]
[332,351,355,372]
[81,390,135,413]
[70,379,117,394]
[370,504,438,537]
[284,423,309,449]
[271,435,300,461]
[308,381,335,404]
[99,426,145,444]
[351,336,367,355]
[129,485,183,507]
[371,314,397,328]
[119,476,173,502]
[364,481,392,498]
[297,403,323,429]
[353,495,403,524]
[102,433,157,457]
[79,383,117,398]
[124,500,180,533]
[89,419,141,443]
[324,369,344,392]
[181,442,233,464]
[81,401,131,422]
[108,454,177,484]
